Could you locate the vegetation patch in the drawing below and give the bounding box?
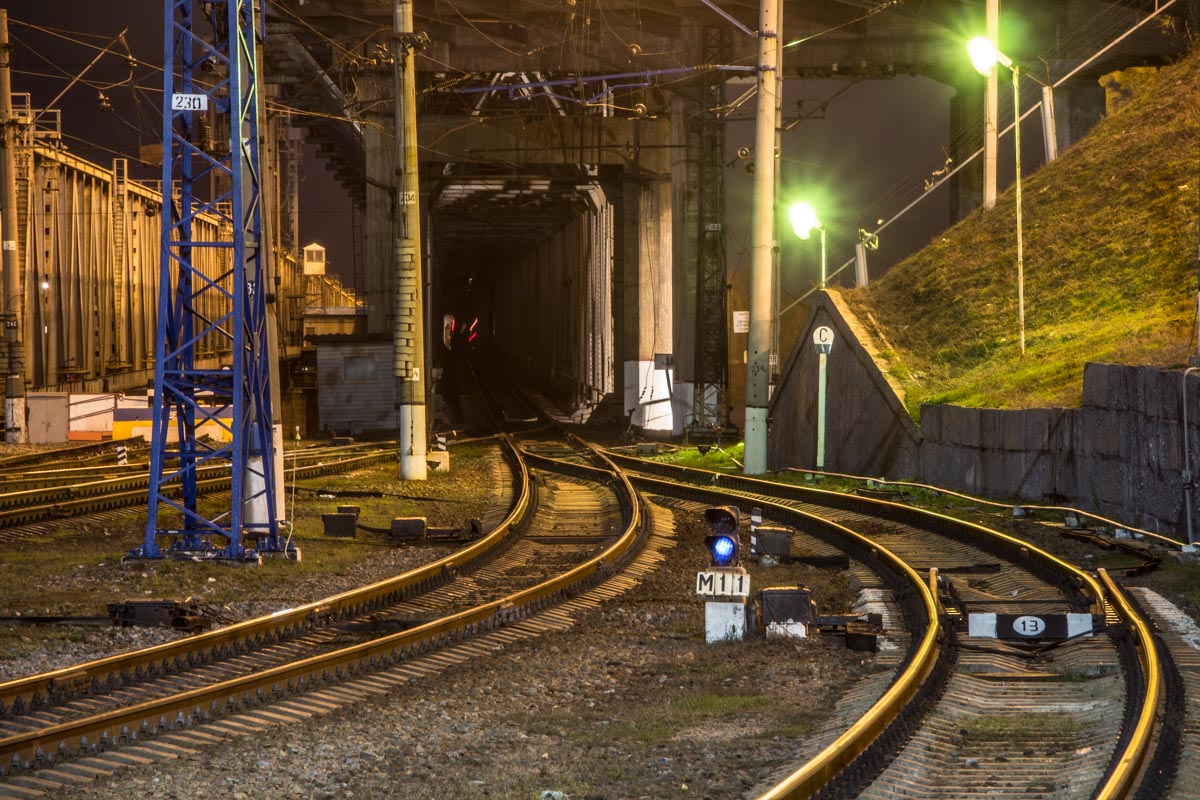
[958,712,1080,742]
[649,442,745,472]
[842,45,1200,418]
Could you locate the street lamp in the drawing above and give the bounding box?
[968,35,1025,357]
[788,202,827,288]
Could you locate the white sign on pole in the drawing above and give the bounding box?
[813,325,834,355]
[733,311,749,333]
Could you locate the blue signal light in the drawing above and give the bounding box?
[711,535,737,566]
[703,506,741,567]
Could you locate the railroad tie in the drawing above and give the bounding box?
[0,781,45,799]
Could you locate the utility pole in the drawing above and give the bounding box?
[982,0,999,209]
[743,0,779,475]
[393,0,428,480]
[0,11,25,444]
[769,0,783,390]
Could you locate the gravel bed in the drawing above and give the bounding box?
[27,506,873,800]
[16,454,1189,799]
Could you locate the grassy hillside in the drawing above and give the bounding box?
[842,46,1200,418]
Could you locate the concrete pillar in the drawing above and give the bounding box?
[948,81,984,223]
[1053,77,1106,155]
[621,120,674,433]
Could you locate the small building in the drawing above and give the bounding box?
[312,334,396,435]
[302,242,327,275]
[302,268,366,340]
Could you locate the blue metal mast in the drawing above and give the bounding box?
[134,0,285,560]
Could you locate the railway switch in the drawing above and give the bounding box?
[750,525,792,561]
[391,516,428,540]
[758,586,817,638]
[322,512,358,538]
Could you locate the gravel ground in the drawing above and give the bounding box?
[0,441,876,800]
[5,445,1197,800]
[45,505,873,800]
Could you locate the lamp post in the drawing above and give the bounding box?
[969,36,1025,357]
[788,202,826,288]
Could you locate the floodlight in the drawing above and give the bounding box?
[968,36,1012,76]
[788,202,821,240]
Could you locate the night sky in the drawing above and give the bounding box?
[8,2,958,294]
[7,1,356,281]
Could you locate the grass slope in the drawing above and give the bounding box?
[843,46,1200,417]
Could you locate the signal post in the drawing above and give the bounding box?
[696,506,750,643]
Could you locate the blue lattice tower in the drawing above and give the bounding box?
[133,0,287,560]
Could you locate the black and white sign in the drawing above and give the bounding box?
[171,93,208,112]
[968,612,1092,640]
[696,569,750,597]
[812,326,835,355]
[733,311,749,334]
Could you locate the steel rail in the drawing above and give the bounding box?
[0,443,383,506]
[0,450,395,528]
[773,465,1184,552]
[609,454,1107,613]
[613,457,1154,799]
[627,472,941,799]
[0,438,142,470]
[0,437,644,774]
[0,463,146,489]
[0,442,528,719]
[1094,568,1162,800]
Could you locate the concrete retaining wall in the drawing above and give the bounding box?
[769,291,1195,540]
[921,363,1193,537]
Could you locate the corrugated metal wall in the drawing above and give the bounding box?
[492,187,614,412]
[10,144,301,393]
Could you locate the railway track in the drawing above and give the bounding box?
[608,456,1170,800]
[0,443,394,541]
[0,430,662,796]
[0,367,1180,798]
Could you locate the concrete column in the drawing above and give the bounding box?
[1053,77,1106,155]
[982,0,999,210]
[948,81,984,223]
[621,120,674,433]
